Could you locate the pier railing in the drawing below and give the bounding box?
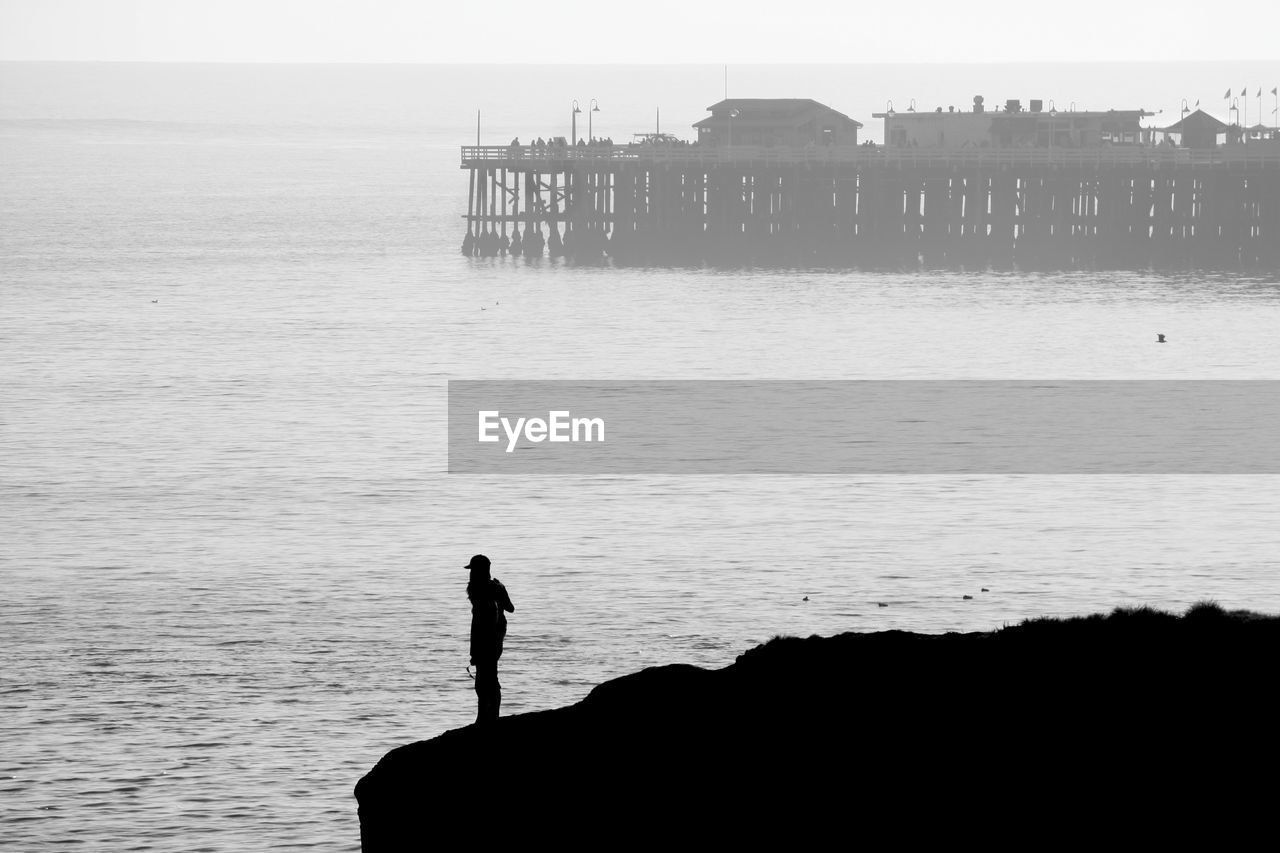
[462,144,1280,169]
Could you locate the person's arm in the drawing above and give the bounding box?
[492,579,515,613]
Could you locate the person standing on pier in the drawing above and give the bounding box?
[466,554,515,724]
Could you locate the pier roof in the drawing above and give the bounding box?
[696,98,862,128]
[1160,109,1230,133]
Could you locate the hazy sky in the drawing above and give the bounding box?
[2,0,1278,63]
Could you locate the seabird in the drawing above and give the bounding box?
[963,595,974,600]
[1157,334,1166,343]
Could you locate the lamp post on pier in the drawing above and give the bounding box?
[588,99,600,143]
[571,99,581,146]
[727,108,740,148]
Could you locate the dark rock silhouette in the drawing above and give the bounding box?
[356,602,1277,847]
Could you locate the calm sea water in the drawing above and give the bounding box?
[3,62,1280,851]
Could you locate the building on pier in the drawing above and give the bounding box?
[1159,109,1231,149]
[1244,124,1277,143]
[694,99,862,147]
[873,96,1153,149]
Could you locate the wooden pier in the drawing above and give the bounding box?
[460,144,1280,268]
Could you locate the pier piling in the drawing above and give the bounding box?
[462,145,1280,268]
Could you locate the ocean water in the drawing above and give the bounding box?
[3,62,1280,850]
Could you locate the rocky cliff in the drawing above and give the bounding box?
[356,603,1278,848]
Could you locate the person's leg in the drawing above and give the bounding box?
[474,662,498,723]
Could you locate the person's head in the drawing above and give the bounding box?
[465,554,491,601]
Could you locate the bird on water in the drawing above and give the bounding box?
[1157,334,1166,343]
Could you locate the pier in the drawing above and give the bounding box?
[460,144,1280,268]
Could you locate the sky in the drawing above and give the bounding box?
[1,0,1278,64]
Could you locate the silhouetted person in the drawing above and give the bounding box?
[466,554,514,724]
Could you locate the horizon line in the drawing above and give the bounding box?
[2,59,1276,66]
